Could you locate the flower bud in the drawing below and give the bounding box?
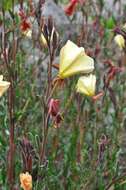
[114,34,125,49]
[76,74,96,96]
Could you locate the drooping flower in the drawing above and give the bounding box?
[20,20,31,32]
[59,40,94,79]
[53,113,63,128]
[64,0,85,16]
[48,99,63,128]
[114,34,125,49]
[76,74,96,96]
[64,0,78,16]
[20,172,32,190]
[19,9,31,32]
[48,98,60,117]
[0,75,10,97]
[104,64,124,88]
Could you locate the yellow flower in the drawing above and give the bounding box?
[23,30,32,38]
[76,74,96,96]
[0,75,10,97]
[114,34,125,49]
[59,40,94,79]
[20,172,32,190]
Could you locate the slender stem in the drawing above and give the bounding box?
[47,80,58,103]
[7,81,15,190]
[40,48,55,163]
[2,1,16,188]
[46,49,53,99]
[40,113,50,162]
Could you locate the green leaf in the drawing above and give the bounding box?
[105,17,115,29]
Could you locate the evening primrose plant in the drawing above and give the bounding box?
[2,0,122,189]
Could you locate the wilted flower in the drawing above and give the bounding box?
[19,9,31,32]
[64,0,78,16]
[104,64,124,88]
[0,75,10,97]
[114,34,125,49]
[48,98,60,117]
[53,113,63,128]
[20,20,31,32]
[76,74,96,96]
[48,99,62,128]
[65,0,85,16]
[59,40,94,79]
[20,172,32,190]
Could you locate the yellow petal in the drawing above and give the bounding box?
[59,40,94,78]
[23,30,32,38]
[0,76,10,97]
[0,75,3,81]
[114,34,125,49]
[40,33,48,47]
[76,74,96,96]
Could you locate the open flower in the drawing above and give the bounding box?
[59,40,94,79]
[20,172,32,190]
[0,75,10,97]
[114,34,125,49]
[76,74,96,96]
